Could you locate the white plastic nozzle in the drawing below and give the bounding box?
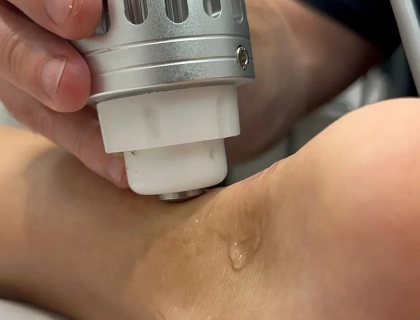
[97,85,240,195]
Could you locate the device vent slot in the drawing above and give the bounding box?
[165,0,189,23]
[203,0,222,18]
[230,0,243,23]
[124,0,148,24]
[95,0,110,35]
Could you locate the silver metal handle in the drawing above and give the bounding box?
[391,0,420,92]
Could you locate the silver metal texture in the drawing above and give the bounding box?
[236,45,249,70]
[70,0,255,104]
[159,189,206,202]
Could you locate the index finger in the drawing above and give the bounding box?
[6,0,103,40]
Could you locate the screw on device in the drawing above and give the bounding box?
[236,46,250,70]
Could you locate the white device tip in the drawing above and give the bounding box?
[97,85,240,196]
[124,139,228,195]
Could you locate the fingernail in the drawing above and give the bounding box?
[44,0,74,27]
[41,58,67,104]
[107,157,125,186]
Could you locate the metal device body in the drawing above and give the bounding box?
[72,0,254,103]
[391,0,420,93]
[70,0,255,202]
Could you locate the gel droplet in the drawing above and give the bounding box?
[253,228,261,250]
[229,242,248,271]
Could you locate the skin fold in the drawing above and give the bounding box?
[1,98,420,320]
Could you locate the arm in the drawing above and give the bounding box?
[0,126,272,320]
[3,99,420,320]
[229,0,382,162]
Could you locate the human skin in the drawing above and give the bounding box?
[1,98,420,320]
[0,0,381,185]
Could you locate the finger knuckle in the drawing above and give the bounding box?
[0,12,30,79]
[0,31,22,78]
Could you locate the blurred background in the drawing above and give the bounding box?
[225,45,417,184]
[0,45,416,184]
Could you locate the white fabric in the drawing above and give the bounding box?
[0,300,66,320]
